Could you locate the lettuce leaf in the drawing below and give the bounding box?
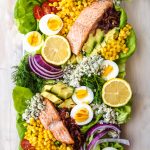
[80,114,102,133]
[14,0,41,34]
[99,142,124,150]
[16,114,26,139]
[12,86,33,114]
[16,114,26,150]
[118,29,137,63]
[115,104,131,124]
[117,62,126,78]
[115,6,127,29]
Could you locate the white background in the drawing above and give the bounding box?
[0,0,150,150]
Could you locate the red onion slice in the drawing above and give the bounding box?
[34,54,61,72]
[33,55,63,75]
[87,124,121,141]
[87,130,110,150]
[29,56,63,79]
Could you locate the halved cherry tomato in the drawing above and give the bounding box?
[51,6,59,13]
[48,0,59,3]
[33,5,44,20]
[21,139,35,150]
[42,2,52,15]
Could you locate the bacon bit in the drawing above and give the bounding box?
[98,7,121,33]
[59,108,85,150]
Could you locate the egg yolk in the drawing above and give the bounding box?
[47,17,62,31]
[27,32,41,47]
[102,65,113,77]
[76,89,88,99]
[75,108,89,122]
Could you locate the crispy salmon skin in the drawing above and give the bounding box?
[67,0,113,55]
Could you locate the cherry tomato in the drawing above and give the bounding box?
[48,0,59,3]
[21,139,35,150]
[42,2,52,15]
[33,5,44,20]
[51,6,59,13]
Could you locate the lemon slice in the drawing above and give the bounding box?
[42,35,71,65]
[102,78,132,107]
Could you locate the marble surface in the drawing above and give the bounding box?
[0,0,150,150]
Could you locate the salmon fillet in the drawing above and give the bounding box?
[39,99,74,144]
[39,99,60,129]
[67,0,113,55]
[49,121,74,144]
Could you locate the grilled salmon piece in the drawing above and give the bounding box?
[67,0,113,55]
[39,99,60,129]
[49,121,74,144]
[39,99,74,144]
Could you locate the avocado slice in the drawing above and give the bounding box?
[90,28,119,56]
[42,85,53,92]
[104,27,119,42]
[51,82,74,99]
[82,32,96,55]
[83,29,104,56]
[67,53,83,64]
[41,92,62,104]
[90,29,104,56]
[67,54,77,64]
[95,29,104,44]
[76,53,83,63]
[58,98,76,109]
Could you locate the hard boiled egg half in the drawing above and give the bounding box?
[71,104,93,125]
[72,86,94,104]
[23,31,44,53]
[101,60,119,81]
[39,14,63,36]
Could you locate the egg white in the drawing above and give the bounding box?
[39,14,63,36]
[23,31,43,53]
[70,104,93,126]
[102,147,117,150]
[101,60,119,81]
[72,86,94,105]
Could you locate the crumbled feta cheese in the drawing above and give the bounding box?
[63,55,103,87]
[22,93,45,122]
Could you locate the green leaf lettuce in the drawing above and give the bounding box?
[80,114,102,134]
[115,6,127,29]
[118,29,137,63]
[99,142,124,150]
[14,0,41,34]
[16,113,26,139]
[115,104,131,124]
[117,62,126,78]
[12,86,33,114]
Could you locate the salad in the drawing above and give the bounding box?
[12,0,137,150]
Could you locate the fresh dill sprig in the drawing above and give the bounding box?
[12,54,46,94]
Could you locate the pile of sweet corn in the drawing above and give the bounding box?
[100,24,132,61]
[49,0,97,36]
[24,118,72,150]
